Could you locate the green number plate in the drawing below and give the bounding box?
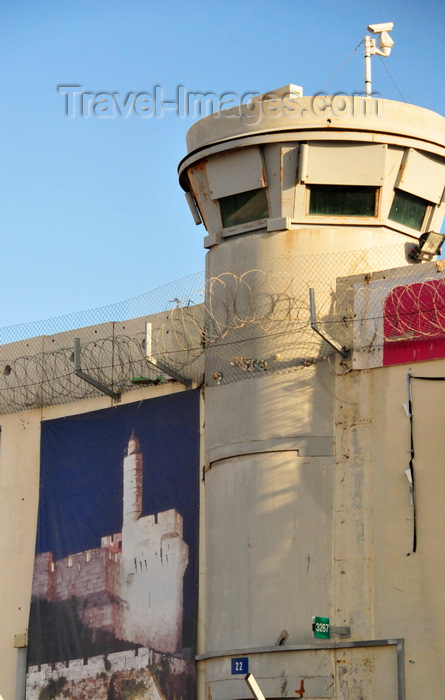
[313,616,330,639]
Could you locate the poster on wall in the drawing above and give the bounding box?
[26,389,200,700]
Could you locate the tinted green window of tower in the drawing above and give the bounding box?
[309,185,376,216]
[389,190,428,230]
[219,188,269,228]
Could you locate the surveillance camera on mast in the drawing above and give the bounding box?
[364,21,395,95]
[367,22,394,34]
[366,22,394,57]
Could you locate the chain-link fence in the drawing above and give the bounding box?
[154,243,415,386]
[0,273,205,346]
[0,273,204,413]
[0,244,443,414]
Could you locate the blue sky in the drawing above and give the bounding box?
[1,0,444,327]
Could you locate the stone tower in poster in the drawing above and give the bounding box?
[120,432,189,652]
[32,432,189,655]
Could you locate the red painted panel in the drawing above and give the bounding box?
[383,279,445,366]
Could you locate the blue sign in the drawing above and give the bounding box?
[231,657,249,675]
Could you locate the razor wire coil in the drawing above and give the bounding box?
[0,245,444,413]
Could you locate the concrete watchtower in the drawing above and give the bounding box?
[179,86,445,698]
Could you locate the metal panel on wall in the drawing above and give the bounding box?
[347,262,445,369]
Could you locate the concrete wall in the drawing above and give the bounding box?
[368,361,445,695]
[200,353,445,699]
[3,90,445,700]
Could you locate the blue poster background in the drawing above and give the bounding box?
[27,389,199,699]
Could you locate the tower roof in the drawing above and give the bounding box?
[127,431,139,455]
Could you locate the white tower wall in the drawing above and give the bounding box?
[179,89,445,698]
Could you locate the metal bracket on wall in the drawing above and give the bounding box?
[331,625,351,637]
[13,631,28,648]
[145,323,192,387]
[309,288,350,359]
[73,338,121,401]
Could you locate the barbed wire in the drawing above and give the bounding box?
[0,245,444,413]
